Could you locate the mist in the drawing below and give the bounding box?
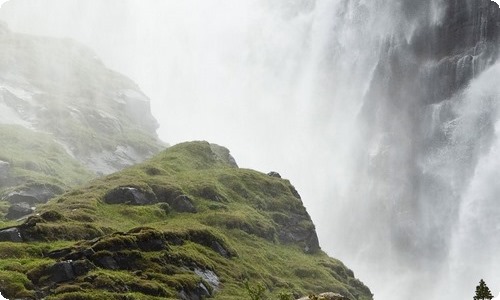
[1,1,500,300]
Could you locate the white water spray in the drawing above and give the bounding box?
[1,1,500,299]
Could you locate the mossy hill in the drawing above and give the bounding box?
[0,141,372,300]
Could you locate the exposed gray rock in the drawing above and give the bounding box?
[0,227,23,242]
[171,195,197,213]
[194,268,220,290]
[5,202,34,220]
[267,171,281,178]
[276,213,320,254]
[104,187,157,205]
[210,143,238,168]
[298,292,345,300]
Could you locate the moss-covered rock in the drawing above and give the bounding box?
[0,142,373,300]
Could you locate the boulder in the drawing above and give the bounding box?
[5,202,34,220]
[104,187,157,205]
[267,171,281,178]
[49,261,76,283]
[171,195,197,213]
[5,184,62,205]
[0,227,23,242]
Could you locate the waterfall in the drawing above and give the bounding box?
[1,0,500,299]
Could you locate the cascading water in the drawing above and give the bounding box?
[1,0,500,299]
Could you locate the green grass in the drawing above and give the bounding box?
[0,141,372,300]
[0,124,93,192]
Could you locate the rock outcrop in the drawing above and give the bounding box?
[0,142,372,300]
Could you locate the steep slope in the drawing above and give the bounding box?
[0,22,163,223]
[0,141,372,300]
[0,21,162,175]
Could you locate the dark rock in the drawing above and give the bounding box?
[47,248,73,259]
[137,237,166,252]
[178,282,211,300]
[72,260,94,276]
[196,186,225,202]
[93,255,119,270]
[151,184,183,204]
[171,195,197,213]
[276,213,320,254]
[288,185,302,200]
[5,184,62,205]
[267,171,281,178]
[50,261,76,283]
[104,186,157,205]
[5,202,34,220]
[0,227,23,242]
[211,241,230,258]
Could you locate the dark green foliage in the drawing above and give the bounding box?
[474,279,494,300]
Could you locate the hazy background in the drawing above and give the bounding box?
[2,1,500,299]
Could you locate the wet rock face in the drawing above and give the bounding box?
[354,0,500,262]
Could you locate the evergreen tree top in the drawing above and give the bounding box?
[474,279,494,300]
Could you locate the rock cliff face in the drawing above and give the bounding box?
[0,21,162,176]
[0,22,163,217]
[346,0,500,269]
[0,142,372,300]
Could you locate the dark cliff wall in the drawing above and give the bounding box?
[354,0,500,262]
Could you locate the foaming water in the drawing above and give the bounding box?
[1,1,500,299]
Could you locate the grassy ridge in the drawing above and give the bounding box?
[0,141,372,299]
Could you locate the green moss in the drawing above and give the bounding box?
[0,142,372,300]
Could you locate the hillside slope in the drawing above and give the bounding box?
[0,22,164,223]
[0,141,372,300]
